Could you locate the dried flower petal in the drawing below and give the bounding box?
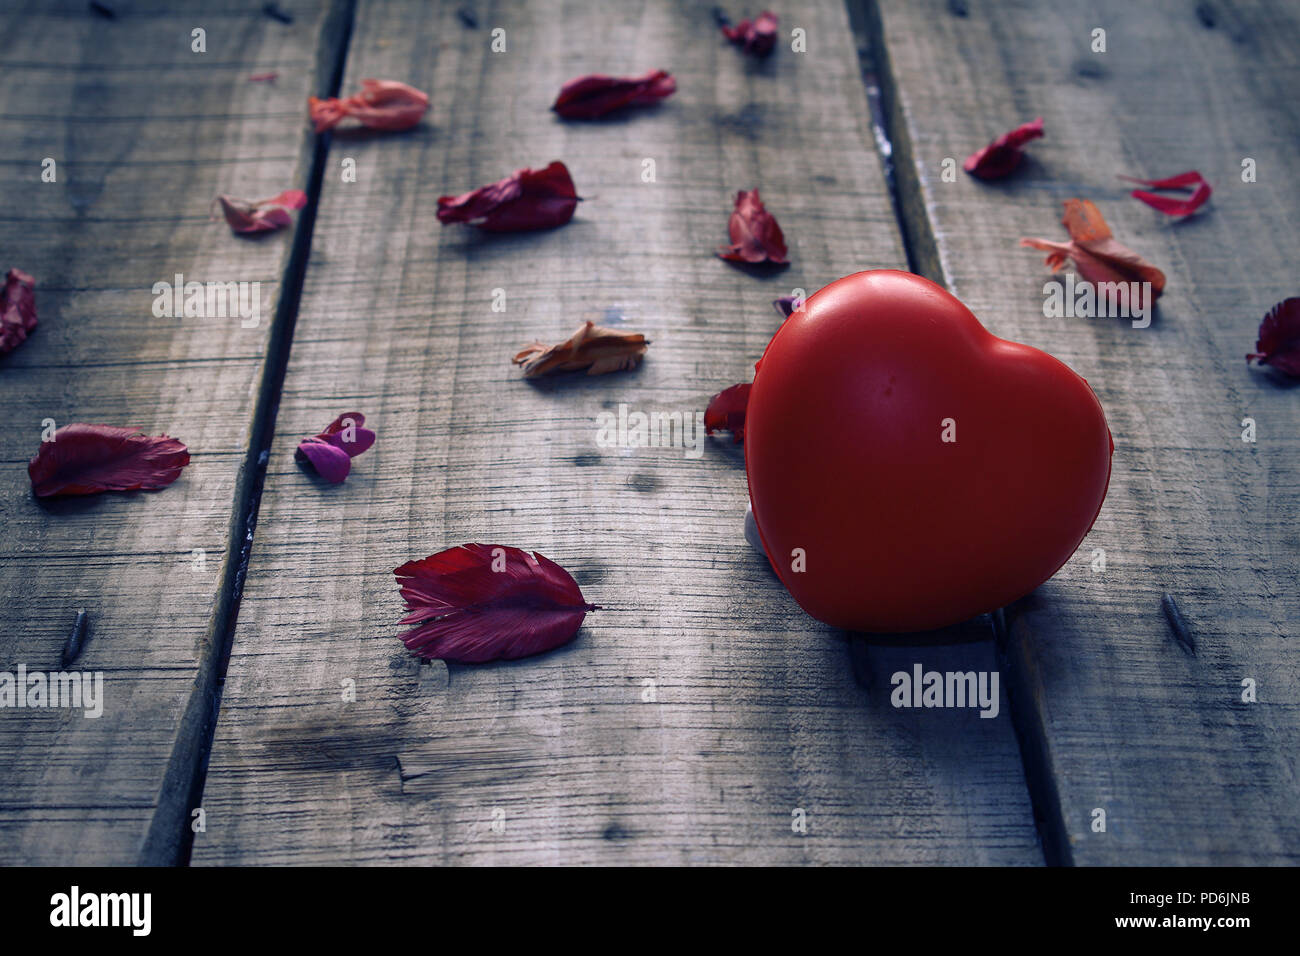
[308,78,429,133]
[772,294,803,317]
[1119,170,1212,217]
[1,268,37,357]
[705,383,752,442]
[718,188,788,265]
[295,411,375,483]
[722,10,779,56]
[1020,199,1166,314]
[437,161,580,232]
[963,117,1044,180]
[296,439,351,483]
[1247,297,1300,377]
[28,424,189,497]
[552,69,676,119]
[513,321,649,378]
[212,189,307,235]
[394,543,597,663]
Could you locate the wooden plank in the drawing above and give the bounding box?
[193,0,1041,864]
[864,0,1300,863]
[0,1,348,864]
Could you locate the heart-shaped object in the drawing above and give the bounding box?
[745,270,1112,632]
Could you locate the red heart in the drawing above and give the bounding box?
[745,270,1112,632]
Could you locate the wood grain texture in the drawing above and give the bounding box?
[867,0,1300,863]
[192,0,1041,864]
[0,1,346,863]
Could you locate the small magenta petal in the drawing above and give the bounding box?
[297,439,352,483]
[322,426,376,457]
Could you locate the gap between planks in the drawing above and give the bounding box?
[136,0,358,867]
[848,0,1063,863]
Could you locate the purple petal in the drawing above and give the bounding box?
[297,439,352,483]
[321,426,376,458]
[773,295,804,318]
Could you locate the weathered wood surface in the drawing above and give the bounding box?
[867,0,1300,862]
[191,0,1041,864]
[0,2,346,864]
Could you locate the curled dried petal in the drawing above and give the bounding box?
[718,188,788,266]
[722,10,779,56]
[212,189,307,234]
[705,383,752,442]
[963,117,1044,179]
[552,69,676,119]
[772,294,803,317]
[1020,199,1166,314]
[1,268,38,356]
[1119,170,1212,217]
[438,161,580,232]
[308,79,429,133]
[513,321,649,378]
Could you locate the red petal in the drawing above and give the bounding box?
[552,69,676,119]
[1020,199,1166,313]
[722,10,779,56]
[717,188,788,265]
[1247,297,1300,377]
[1,268,38,356]
[309,79,429,133]
[260,189,308,210]
[963,117,1044,179]
[296,438,352,483]
[28,424,189,497]
[1119,170,1212,216]
[437,161,580,232]
[394,544,597,663]
[705,383,752,442]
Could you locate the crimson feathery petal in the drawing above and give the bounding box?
[28,424,189,497]
[437,162,580,232]
[394,544,597,663]
[552,69,676,119]
[1247,297,1300,377]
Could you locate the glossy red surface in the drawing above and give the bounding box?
[745,270,1113,632]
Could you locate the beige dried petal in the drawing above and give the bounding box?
[513,321,649,378]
